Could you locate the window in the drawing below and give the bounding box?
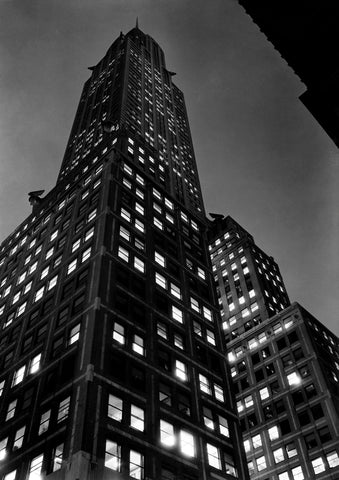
[291,466,304,480]
[311,457,325,474]
[29,353,41,374]
[113,322,125,344]
[273,448,284,463]
[199,374,211,395]
[256,455,267,471]
[81,247,91,263]
[118,246,129,263]
[252,434,262,449]
[28,454,43,479]
[129,450,144,479]
[12,366,25,386]
[175,360,187,381]
[172,306,183,323]
[13,425,25,449]
[132,335,145,356]
[157,322,168,339]
[134,257,145,273]
[259,387,269,400]
[105,440,121,471]
[57,396,70,423]
[34,286,45,302]
[68,324,81,345]
[160,420,175,447]
[67,259,77,275]
[155,251,165,267]
[327,451,339,468]
[0,437,8,461]
[180,430,195,457]
[38,410,51,435]
[130,404,144,431]
[214,384,224,402]
[52,443,64,472]
[268,425,279,440]
[287,372,301,386]
[218,415,229,437]
[174,333,184,350]
[207,443,221,469]
[108,394,123,421]
[48,275,58,290]
[6,400,17,420]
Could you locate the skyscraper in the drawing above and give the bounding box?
[208,216,339,480]
[0,25,249,480]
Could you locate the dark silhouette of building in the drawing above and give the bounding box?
[0,25,249,480]
[237,0,339,148]
[208,215,339,480]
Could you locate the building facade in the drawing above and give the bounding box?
[0,26,249,480]
[208,216,339,480]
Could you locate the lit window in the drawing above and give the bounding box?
[118,246,129,263]
[327,451,339,468]
[199,374,211,394]
[17,271,27,284]
[252,434,262,448]
[134,257,145,273]
[48,275,58,291]
[68,324,80,345]
[6,399,17,420]
[244,395,253,408]
[72,239,81,252]
[85,226,95,241]
[170,283,181,299]
[259,387,269,400]
[157,322,168,339]
[160,420,175,447]
[12,291,21,305]
[132,335,145,356]
[214,384,224,402]
[87,208,97,222]
[29,261,38,274]
[256,455,267,471]
[129,450,144,479]
[190,297,199,312]
[81,247,91,263]
[0,437,8,461]
[12,366,25,386]
[135,203,144,216]
[203,306,212,321]
[28,454,43,479]
[57,396,70,423]
[207,443,221,469]
[206,329,216,345]
[197,267,205,279]
[29,353,41,374]
[291,466,304,480]
[108,394,123,421]
[13,426,25,449]
[153,217,163,230]
[155,251,165,267]
[175,360,187,381]
[312,457,325,474]
[268,425,279,440]
[113,323,125,344]
[130,404,144,431]
[52,443,64,472]
[273,447,284,463]
[105,440,121,471]
[155,272,167,289]
[278,473,289,480]
[180,430,195,457]
[50,230,58,242]
[38,410,51,435]
[172,306,183,323]
[119,226,130,242]
[287,372,301,386]
[67,259,77,275]
[218,415,229,437]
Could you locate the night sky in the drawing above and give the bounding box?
[1,0,338,336]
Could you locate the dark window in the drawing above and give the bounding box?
[37,323,47,343]
[288,331,298,344]
[22,387,34,410]
[265,363,275,376]
[255,369,264,382]
[299,365,310,378]
[62,281,74,300]
[159,383,172,406]
[276,338,287,351]
[292,390,304,406]
[251,353,260,365]
[282,354,293,368]
[42,296,54,315]
[263,405,274,419]
[318,426,331,443]
[305,383,317,399]
[298,411,311,427]
[177,392,191,416]
[77,267,89,287]
[57,306,69,326]
[4,350,14,368]
[72,293,85,314]
[158,349,171,371]
[131,366,145,391]
[275,399,285,414]
[52,337,64,357]
[304,432,317,449]
[57,236,66,250]
[247,413,257,428]
[238,361,246,373]
[293,347,304,361]
[75,220,84,234]
[311,404,324,420]
[240,377,250,390]
[261,347,271,359]
[279,419,291,435]
[22,335,33,353]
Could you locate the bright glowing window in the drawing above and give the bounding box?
[207,443,221,469]
[130,405,144,431]
[160,420,175,447]
[105,440,121,471]
[113,322,125,344]
[175,360,187,381]
[180,430,195,457]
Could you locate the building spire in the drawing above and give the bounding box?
[136,17,139,29]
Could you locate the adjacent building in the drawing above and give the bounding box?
[0,25,249,480]
[208,215,339,480]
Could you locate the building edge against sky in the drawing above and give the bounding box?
[0,25,249,479]
[208,215,339,479]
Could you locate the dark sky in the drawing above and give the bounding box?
[1,0,338,336]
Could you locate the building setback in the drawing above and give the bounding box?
[0,25,249,480]
[208,216,339,480]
